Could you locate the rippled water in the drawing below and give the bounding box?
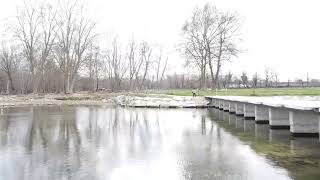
[0,106,319,180]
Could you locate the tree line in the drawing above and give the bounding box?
[0,0,171,94]
[2,1,309,94]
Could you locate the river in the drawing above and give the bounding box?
[0,106,319,180]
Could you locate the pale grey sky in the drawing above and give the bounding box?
[1,0,320,81]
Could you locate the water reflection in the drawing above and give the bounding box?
[244,119,255,133]
[235,116,245,129]
[228,114,236,126]
[0,106,319,180]
[254,124,269,140]
[208,108,320,180]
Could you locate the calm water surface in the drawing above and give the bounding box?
[0,106,319,180]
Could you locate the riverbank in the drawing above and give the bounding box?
[0,92,115,107]
[2,90,320,108]
[0,92,210,108]
[163,87,320,96]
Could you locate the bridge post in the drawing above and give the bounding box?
[219,100,224,110]
[223,100,230,111]
[269,107,290,129]
[244,103,255,120]
[229,101,236,114]
[213,98,219,108]
[255,104,269,124]
[289,110,319,137]
[235,102,244,116]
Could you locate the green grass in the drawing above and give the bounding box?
[163,87,320,96]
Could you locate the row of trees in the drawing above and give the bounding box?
[219,70,316,89]
[0,1,168,94]
[2,1,311,94]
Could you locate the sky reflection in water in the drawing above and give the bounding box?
[0,106,303,180]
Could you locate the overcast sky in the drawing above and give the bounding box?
[1,0,320,81]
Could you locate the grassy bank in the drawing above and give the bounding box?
[164,87,320,96]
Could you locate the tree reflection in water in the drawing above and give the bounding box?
[0,106,304,180]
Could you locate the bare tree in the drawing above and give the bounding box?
[240,71,248,88]
[37,3,57,92]
[296,78,304,87]
[180,3,242,89]
[105,37,127,91]
[180,6,210,89]
[138,42,152,90]
[212,11,242,89]
[55,1,96,93]
[306,73,309,87]
[155,49,168,89]
[264,67,270,87]
[15,1,41,93]
[0,44,19,94]
[270,69,279,87]
[87,43,101,91]
[222,71,232,88]
[127,38,138,90]
[72,9,96,92]
[252,72,259,88]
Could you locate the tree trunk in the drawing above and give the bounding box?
[214,38,223,89]
[69,76,76,93]
[65,73,70,94]
[7,72,15,94]
[32,72,38,94]
[214,60,221,89]
[6,80,10,94]
[199,65,203,89]
[208,58,215,89]
[140,69,147,90]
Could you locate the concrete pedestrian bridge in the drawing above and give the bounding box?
[205,96,320,137]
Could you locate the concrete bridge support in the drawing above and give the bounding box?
[229,101,236,114]
[219,100,224,110]
[255,104,269,124]
[223,101,230,111]
[214,99,219,108]
[269,107,290,129]
[236,102,244,116]
[289,110,319,137]
[206,96,320,138]
[244,103,255,120]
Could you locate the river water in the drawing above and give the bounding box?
[0,106,319,180]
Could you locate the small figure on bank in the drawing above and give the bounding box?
[192,89,197,97]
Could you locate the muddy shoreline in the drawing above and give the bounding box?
[0,92,209,108]
[0,92,116,108]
